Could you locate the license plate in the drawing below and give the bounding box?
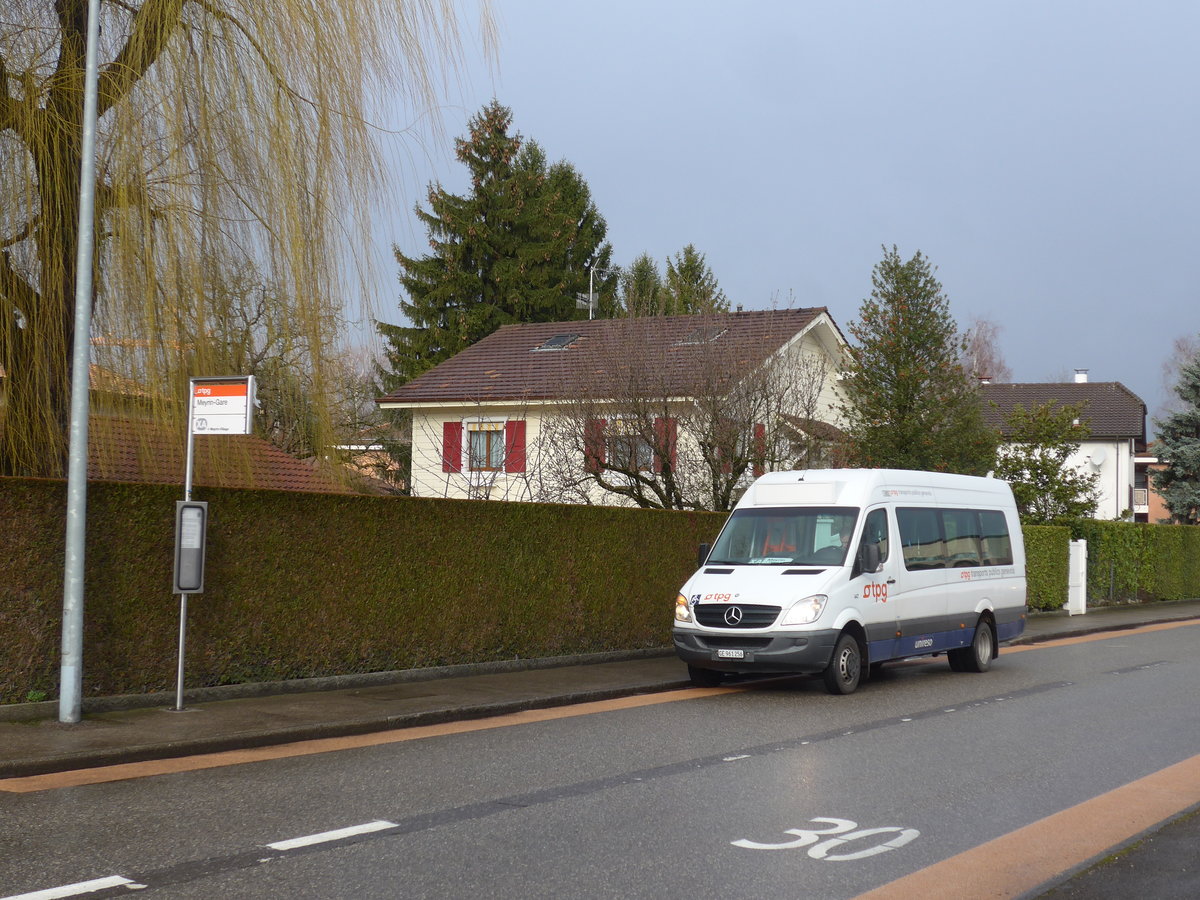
[716,649,745,659]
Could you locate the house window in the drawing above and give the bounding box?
[443,420,526,474]
[607,433,653,472]
[469,423,505,471]
[585,417,675,475]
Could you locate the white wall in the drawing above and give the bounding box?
[1065,439,1134,519]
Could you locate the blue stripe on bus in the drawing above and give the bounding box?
[868,628,974,662]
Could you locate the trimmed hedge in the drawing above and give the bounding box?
[1023,525,1071,612]
[0,478,726,704]
[1066,519,1200,603]
[5,476,1198,703]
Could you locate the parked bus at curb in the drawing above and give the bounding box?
[672,469,1027,694]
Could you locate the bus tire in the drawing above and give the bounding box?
[823,633,863,695]
[963,617,994,673]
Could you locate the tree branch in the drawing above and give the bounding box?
[96,0,186,120]
[0,50,14,132]
[1,218,37,250]
[0,249,42,360]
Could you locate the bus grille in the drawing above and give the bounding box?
[695,604,780,628]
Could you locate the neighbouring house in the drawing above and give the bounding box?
[376,308,851,508]
[87,417,357,493]
[1133,442,1171,524]
[333,422,410,495]
[980,369,1147,520]
[2,364,359,493]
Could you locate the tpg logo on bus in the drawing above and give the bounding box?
[864,582,888,603]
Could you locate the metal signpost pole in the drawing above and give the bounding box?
[174,381,198,711]
[59,0,103,724]
[173,376,252,711]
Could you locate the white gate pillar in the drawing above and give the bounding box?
[1066,539,1088,616]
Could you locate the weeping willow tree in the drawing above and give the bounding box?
[0,0,490,478]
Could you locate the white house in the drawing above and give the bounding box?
[377,308,851,508]
[980,370,1147,520]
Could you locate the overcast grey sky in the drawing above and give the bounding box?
[374,0,1199,426]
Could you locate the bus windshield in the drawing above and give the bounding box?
[707,506,859,566]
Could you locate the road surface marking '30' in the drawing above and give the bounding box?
[733,817,921,862]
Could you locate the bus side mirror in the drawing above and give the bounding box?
[697,542,711,568]
[855,542,881,577]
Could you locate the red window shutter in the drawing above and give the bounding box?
[442,421,463,473]
[654,417,678,473]
[585,419,607,473]
[752,423,767,477]
[504,420,526,473]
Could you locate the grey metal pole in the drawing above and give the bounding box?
[173,393,197,709]
[59,0,104,724]
[174,595,188,711]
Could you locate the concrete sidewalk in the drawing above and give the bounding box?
[3,600,1199,780]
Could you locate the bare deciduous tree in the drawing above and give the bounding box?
[962,315,1013,383]
[531,318,839,511]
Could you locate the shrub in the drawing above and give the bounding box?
[1023,525,1070,611]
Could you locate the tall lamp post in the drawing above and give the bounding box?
[60,0,103,723]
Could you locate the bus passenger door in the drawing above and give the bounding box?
[892,507,949,656]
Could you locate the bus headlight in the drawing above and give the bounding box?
[780,594,827,626]
[674,593,692,623]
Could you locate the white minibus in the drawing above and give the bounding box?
[673,469,1027,694]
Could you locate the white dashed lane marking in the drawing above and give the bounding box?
[2,875,141,900]
[266,819,398,851]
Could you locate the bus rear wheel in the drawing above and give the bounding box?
[948,618,994,673]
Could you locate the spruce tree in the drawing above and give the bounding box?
[379,101,613,385]
[840,246,996,475]
[619,253,664,316]
[1152,350,1200,524]
[663,244,729,314]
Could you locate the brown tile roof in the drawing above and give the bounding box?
[980,382,1146,441]
[780,414,847,443]
[87,418,354,493]
[378,308,832,405]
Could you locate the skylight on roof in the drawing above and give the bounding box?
[675,326,727,346]
[534,333,580,351]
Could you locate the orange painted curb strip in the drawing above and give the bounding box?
[0,687,737,793]
[855,753,1200,899]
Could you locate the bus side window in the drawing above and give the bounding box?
[942,508,982,567]
[979,511,1013,566]
[897,507,945,570]
[862,508,889,562]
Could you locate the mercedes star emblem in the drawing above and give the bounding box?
[724,606,743,626]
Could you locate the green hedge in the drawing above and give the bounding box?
[0,478,725,704]
[1066,519,1200,603]
[1023,525,1071,612]
[6,475,1198,704]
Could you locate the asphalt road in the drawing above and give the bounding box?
[4,622,1199,899]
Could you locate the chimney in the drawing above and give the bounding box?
[1074,368,1089,384]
